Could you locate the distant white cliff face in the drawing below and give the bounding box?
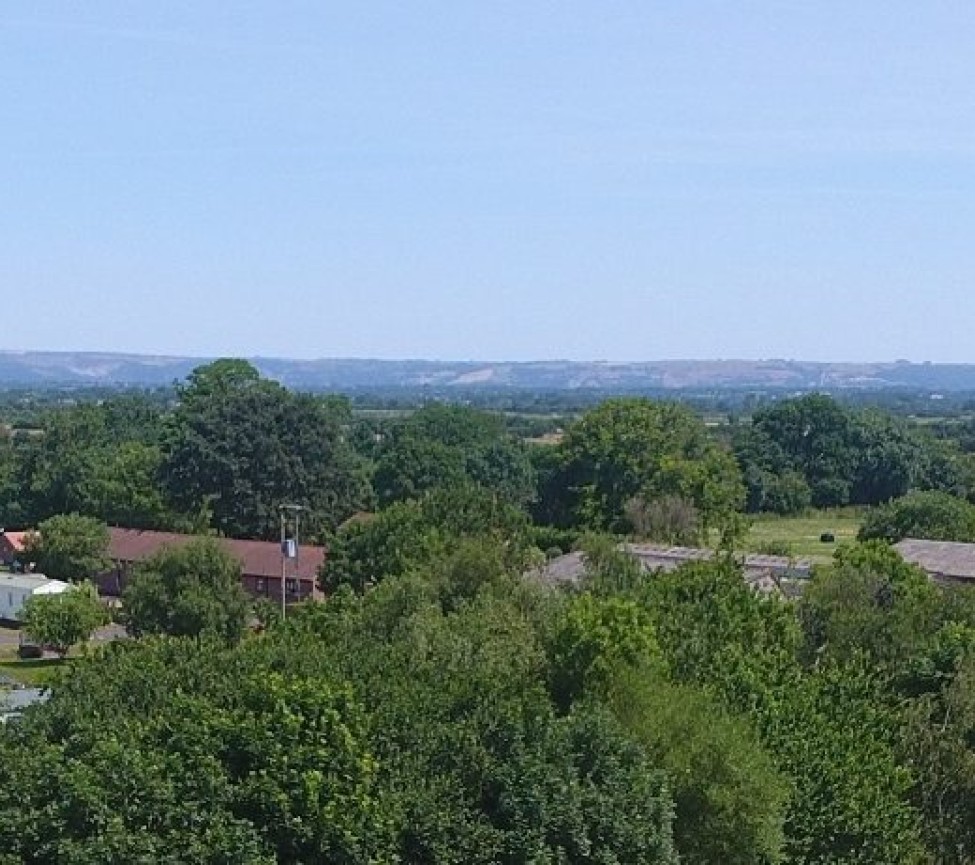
[1,351,975,392]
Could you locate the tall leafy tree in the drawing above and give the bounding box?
[552,397,744,534]
[372,403,536,507]
[799,541,941,667]
[122,538,250,644]
[6,396,171,529]
[160,359,370,540]
[21,582,108,657]
[21,513,111,582]
[321,483,534,593]
[751,394,857,508]
[859,490,975,543]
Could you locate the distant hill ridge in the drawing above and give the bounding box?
[2,351,975,391]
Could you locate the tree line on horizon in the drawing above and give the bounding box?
[3,358,975,554]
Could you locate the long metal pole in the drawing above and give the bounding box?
[294,510,301,602]
[280,508,287,621]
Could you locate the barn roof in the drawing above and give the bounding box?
[528,544,812,596]
[893,538,975,582]
[108,528,326,583]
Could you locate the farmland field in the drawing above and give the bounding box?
[741,509,863,561]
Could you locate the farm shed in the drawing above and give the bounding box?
[529,544,811,598]
[894,538,975,584]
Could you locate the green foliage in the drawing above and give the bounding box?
[321,483,534,593]
[21,513,110,582]
[577,533,647,596]
[625,494,702,545]
[546,592,661,710]
[21,582,107,658]
[858,489,975,543]
[734,422,812,515]
[750,394,857,508]
[0,640,384,864]
[554,397,744,533]
[638,557,802,707]
[11,382,975,861]
[607,671,790,865]
[754,539,795,557]
[767,661,925,864]
[373,403,536,508]
[161,359,371,540]
[4,397,172,530]
[800,542,940,667]
[902,652,975,862]
[121,538,250,644]
[0,582,678,863]
[741,394,953,514]
[322,503,443,593]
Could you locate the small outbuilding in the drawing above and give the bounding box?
[0,573,71,623]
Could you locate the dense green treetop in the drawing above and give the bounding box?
[21,513,110,583]
[160,359,371,540]
[321,482,535,594]
[548,397,744,534]
[122,537,250,644]
[7,538,975,861]
[738,393,969,513]
[859,490,975,544]
[372,403,536,508]
[21,581,108,658]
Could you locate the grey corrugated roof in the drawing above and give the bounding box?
[529,551,587,588]
[527,544,813,594]
[894,539,975,581]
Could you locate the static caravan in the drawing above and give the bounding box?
[0,573,70,623]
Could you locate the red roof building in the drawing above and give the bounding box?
[0,530,29,566]
[101,527,326,603]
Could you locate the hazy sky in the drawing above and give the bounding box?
[3,3,973,361]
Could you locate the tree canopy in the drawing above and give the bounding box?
[160,359,371,540]
[122,538,250,644]
[21,513,110,583]
[544,397,744,536]
[372,403,536,508]
[21,582,107,658]
[859,490,975,544]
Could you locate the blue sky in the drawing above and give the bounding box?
[2,3,973,361]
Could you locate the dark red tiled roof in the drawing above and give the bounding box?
[108,528,325,583]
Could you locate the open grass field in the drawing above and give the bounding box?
[0,626,70,686]
[741,509,863,561]
[0,657,68,687]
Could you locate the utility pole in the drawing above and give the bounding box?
[278,504,306,620]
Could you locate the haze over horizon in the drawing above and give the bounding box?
[0,348,969,367]
[3,3,973,363]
